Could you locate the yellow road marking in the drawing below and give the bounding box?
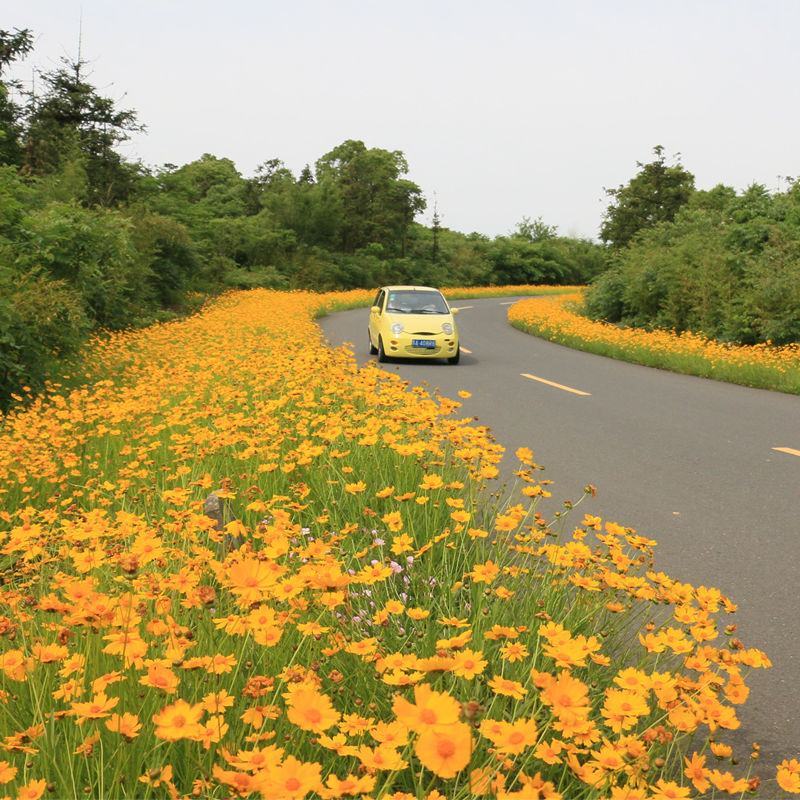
[452,305,473,311]
[460,347,472,354]
[521,372,591,396]
[773,446,800,458]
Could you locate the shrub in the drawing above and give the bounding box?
[0,271,88,408]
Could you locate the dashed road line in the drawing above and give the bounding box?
[499,301,516,306]
[773,446,800,458]
[460,347,472,354]
[452,305,473,311]
[521,372,591,396]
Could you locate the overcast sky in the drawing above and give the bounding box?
[6,1,800,238]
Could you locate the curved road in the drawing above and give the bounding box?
[321,295,800,784]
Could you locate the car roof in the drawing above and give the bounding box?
[381,285,440,292]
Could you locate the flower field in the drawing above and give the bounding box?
[508,293,800,395]
[0,288,797,799]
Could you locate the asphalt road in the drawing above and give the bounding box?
[321,295,800,786]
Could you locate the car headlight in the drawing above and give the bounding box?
[391,323,404,336]
[442,322,453,335]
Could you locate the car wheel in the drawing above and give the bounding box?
[377,336,389,363]
[447,346,460,365]
[369,331,378,355]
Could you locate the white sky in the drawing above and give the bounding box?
[6,0,800,238]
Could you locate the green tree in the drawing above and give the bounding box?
[23,57,143,205]
[0,28,33,166]
[315,139,426,254]
[600,145,695,247]
[514,215,558,242]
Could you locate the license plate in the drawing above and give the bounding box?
[412,339,436,349]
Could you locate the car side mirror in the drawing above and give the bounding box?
[370,306,380,314]
[451,307,460,315]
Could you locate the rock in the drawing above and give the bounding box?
[204,491,242,555]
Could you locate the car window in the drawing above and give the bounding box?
[385,290,449,314]
[377,290,385,313]
[373,289,382,308]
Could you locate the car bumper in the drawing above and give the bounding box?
[386,333,459,358]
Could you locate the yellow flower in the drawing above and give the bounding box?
[0,760,18,784]
[152,699,205,741]
[259,756,322,798]
[414,721,472,778]
[393,684,460,732]
[488,676,527,699]
[105,712,141,739]
[382,511,403,531]
[451,648,487,680]
[69,692,119,725]
[16,779,47,800]
[777,759,800,793]
[286,686,340,733]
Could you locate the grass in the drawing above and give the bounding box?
[509,292,800,396]
[0,288,790,799]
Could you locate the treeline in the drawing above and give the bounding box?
[586,147,800,345]
[0,28,606,408]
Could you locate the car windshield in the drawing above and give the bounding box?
[385,290,449,314]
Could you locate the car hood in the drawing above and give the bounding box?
[385,312,453,330]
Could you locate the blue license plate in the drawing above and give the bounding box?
[412,339,436,349]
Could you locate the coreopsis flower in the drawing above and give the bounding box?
[139,663,179,694]
[370,721,409,747]
[393,684,460,731]
[320,773,376,798]
[419,474,444,490]
[69,693,119,725]
[648,779,692,799]
[601,689,650,732]
[356,743,408,772]
[381,511,403,532]
[0,760,18,783]
[152,699,205,741]
[479,718,538,754]
[777,759,800,793]
[16,779,47,800]
[488,676,527,700]
[286,686,340,733]
[105,712,141,740]
[499,642,529,663]
[414,721,472,778]
[451,648,487,680]
[226,557,282,604]
[683,751,709,792]
[468,561,499,584]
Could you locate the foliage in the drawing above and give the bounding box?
[600,146,695,248]
[586,180,800,345]
[0,28,33,166]
[0,288,788,798]
[0,269,88,403]
[22,58,144,206]
[16,202,150,329]
[510,292,800,395]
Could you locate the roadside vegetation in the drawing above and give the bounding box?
[509,292,800,395]
[0,29,606,410]
[506,149,800,393]
[586,148,800,348]
[2,287,797,799]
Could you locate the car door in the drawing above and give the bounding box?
[369,289,384,344]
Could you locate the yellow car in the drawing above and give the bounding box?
[368,285,460,364]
